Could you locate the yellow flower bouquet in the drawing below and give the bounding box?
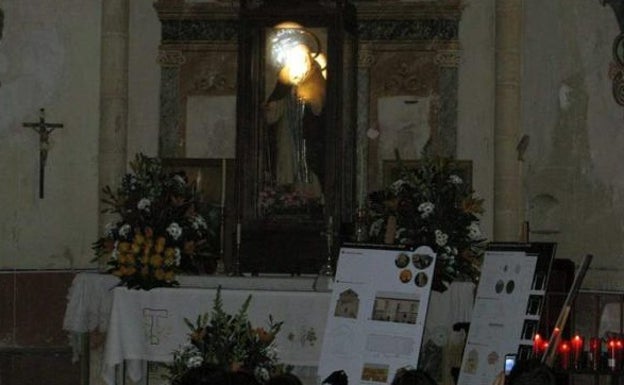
[93,153,219,290]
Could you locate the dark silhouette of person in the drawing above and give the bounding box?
[391,368,438,385]
[266,373,304,385]
[506,359,556,385]
[176,365,260,385]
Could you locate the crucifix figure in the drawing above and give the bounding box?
[23,108,63,198]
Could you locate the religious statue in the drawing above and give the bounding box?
[264,22,325,202]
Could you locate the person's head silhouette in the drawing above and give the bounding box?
[507,359,556,385]
[391,368,438,385]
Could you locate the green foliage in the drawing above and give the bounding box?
[167,287,284,385]
[368,156,487,292]
[93,153,220,289]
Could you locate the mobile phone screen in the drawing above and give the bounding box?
[504,354,516,376]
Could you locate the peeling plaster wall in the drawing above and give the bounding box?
[0,1,159,270]
[0,0,100,269]
[4,0,624,285]
[523,0,624,289]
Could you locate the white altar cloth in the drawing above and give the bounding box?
[63,272,330,337]
[62,272,331,385]
[63,273,474,385]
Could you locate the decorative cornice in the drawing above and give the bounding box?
[154,1,238,21]
[358,19,459,41]
[155,2,462,43]
[157,50,186,67]
[434,50,461,67]
[355,2,463,20]
[161,20,239,42]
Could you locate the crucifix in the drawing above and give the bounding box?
[23,108,64,199]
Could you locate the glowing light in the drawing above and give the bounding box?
[283,44,312,85]
[269,22,322,85]
[314,53,327,79]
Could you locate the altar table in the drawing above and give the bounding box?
[63,272,473,385]
[62,272,331,385]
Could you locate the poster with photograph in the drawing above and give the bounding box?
[317,245,437,385]
[457,251,538,385]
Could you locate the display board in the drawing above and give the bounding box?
[457,243,556,385]
[486,242,557,361]
[317,244,437,385]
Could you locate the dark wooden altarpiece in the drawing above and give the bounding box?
[154,0,464,274]
[235,0,358,275]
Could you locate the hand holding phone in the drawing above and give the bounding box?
[504,354,517,376]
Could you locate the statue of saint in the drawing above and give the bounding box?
[263,52,326,200]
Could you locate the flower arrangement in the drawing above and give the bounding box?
[167,287,284,385]
[93,153,219,290]
[367,157,487,292]
[258,184,322,217]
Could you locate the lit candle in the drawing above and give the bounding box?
[608,339,617,371]
[559,341,570,370]
[572,334,583,369]
[617,339,623,372]
[589,337,601,371]
[533,333,543,357]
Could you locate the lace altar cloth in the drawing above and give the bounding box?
[63,272,331,385]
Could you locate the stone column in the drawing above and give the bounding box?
[98,0,129,263]
[435,50,461,158]
[157,49,186,158]
[494,0,523,241]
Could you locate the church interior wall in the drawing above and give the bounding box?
[0,0,100,270]
[127,0,160,160]
[1,0,623,281]
[3,0,624,382]
[521,0,624,290]
[456,0,496,247]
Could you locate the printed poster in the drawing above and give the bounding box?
[317,245,436,385]
[457,251,537,385]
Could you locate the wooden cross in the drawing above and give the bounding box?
[23,108,63,199]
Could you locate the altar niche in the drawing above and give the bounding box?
[153,0,464,275]
[235,0,358,275]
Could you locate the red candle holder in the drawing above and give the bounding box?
[617,339,623,372]
[559,340,571,371]
[589,337,601,371]
[572,334,584,369]
[533,333,544,358]
[608,338,619,371]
